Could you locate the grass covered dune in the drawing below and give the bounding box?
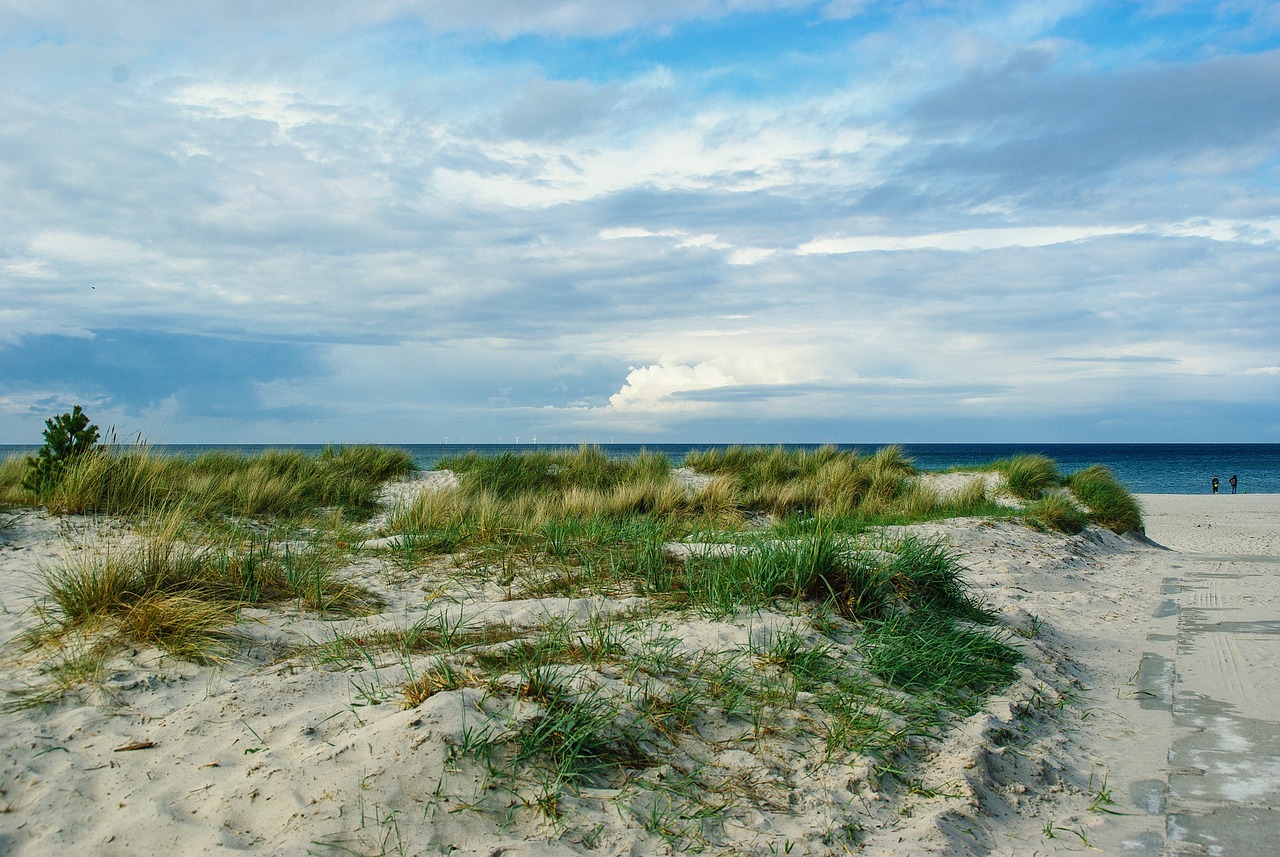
[0,443,1146,856]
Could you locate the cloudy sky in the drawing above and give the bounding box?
[2,1,1278,444]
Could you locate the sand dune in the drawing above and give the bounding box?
[1,491,1276,855]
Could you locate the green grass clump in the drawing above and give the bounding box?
[992,454,1063,500]
[441,445,669,500]
[1067,465,1144,534]
[680,533,991,624]
[36,508,374,662]
[1025,494,1089,534]
[0,455,32,506]
[683,444,918,517]
[860,610,1020,714]
[34,444,413,520]
[510,671,648,786]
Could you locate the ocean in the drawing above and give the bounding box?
[2,442,1277,495]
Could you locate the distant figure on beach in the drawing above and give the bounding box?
[1230,474,1238,494]
[1212,475,1219,494]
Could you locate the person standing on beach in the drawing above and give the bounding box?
[1212,475,1219,494]
[1230,474,1238,494]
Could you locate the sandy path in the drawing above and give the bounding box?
[999,494,1280,856]
[1126,495,1280,855]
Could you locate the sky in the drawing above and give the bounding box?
[1,1,1278,445]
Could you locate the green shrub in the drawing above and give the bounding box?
[23,406,100,495]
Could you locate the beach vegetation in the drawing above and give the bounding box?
[992,454,1062,500]
[32,506,376,663]
[7,439,1155,848]
[682,444,918,517]
[386,445,1016,572]
[0,505,21,536]
[34,442,413,520]
[0,633,113,713]
[1067,465,1144,534]
[288,522,1014,830]
[401,660,486,707]
[0,454,29,506]
[22,405,100,496]
[860,610,1020,714]
[1024,494,1089,534]
[440,445,669,501]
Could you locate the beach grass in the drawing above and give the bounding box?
[0,454,29,506]
[18,443,413,520]
[34,505,375,662]
[682,444,919,517]
[440,445,670,500]
[384,444,1022,568]
[1024,493,1089,534]
[991,454,1063,500]
[860,609,1021,713]
[8,440,1150,836]
[1067,465,1145,534]
[13,443,1143,671]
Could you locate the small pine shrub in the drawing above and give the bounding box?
[23,406,100,496]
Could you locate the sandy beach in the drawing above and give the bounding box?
[1,489,1277,856]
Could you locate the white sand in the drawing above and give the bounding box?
[854,493,1280,856]
[2,491,1277,856]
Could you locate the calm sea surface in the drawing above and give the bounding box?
[2,442,1276,495]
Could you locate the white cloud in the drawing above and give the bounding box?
[727,247,777,265]
[798,225,1137,254]
[607,355,804,412]
[798,218,1280,254]
[28,231,154,266]
[1158,218,1280,245]
[599,226,776,265]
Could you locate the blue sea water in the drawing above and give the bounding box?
[3,442,1277,495]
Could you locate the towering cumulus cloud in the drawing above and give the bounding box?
[608,358,787,412]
